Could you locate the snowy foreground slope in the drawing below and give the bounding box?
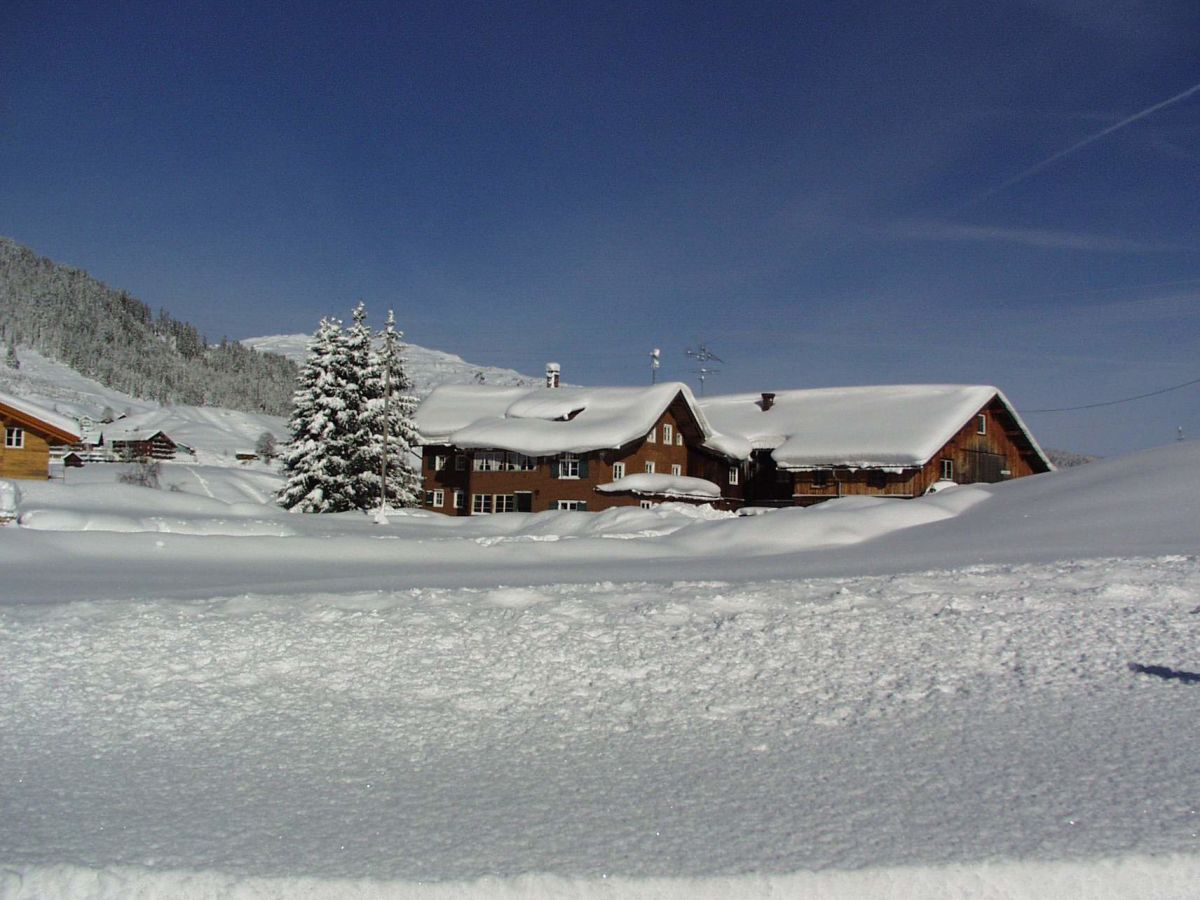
[2,445,1199,899]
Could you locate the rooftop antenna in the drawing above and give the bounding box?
[685,343,723,365]
[692,365,721,396]
[650,348,661,384]
[685,344,723,395]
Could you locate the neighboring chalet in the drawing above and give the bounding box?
[698,385,1053,507]
[0,390,81,480]
[102,425,178,461]
[413,372,743,515]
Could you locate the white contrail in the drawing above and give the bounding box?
[964,79,1200,207]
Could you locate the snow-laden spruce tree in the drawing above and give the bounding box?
[277,316,364,512]
[352,307,421,510]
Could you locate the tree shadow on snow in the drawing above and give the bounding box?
[1128,663,1200,684]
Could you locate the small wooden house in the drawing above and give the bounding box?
[413,379,742,515]
[0,391,82,480]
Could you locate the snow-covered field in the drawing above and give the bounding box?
[2,444,1199,898]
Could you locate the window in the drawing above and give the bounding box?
[509,452,537,471]
[941,459,954,480]
[453,490,465,510]
[433,454,447,471]
[676,432,683,446]
[455,454,467,471]
[646,427,656,443]
[671,464,682,476]
[640,500,653,509]
[977,414,987,435]
[555,500,587,511]
[662,424,673,444]
[644,461,655,474]
[728,466,739,485]
[425,489,444,507]
[811,469,830,488]
[472,494,491,514]
[474,451,504,472]
[5,427,23,449]
[493,494,516,513]
[612,462,625,480]
[474,450,536,472]
[867,471,887,489]
[558,453,580,479]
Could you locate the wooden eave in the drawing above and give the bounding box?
[0,400,80,445]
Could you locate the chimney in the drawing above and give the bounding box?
[761,392,775,411]
[546,362,561,389]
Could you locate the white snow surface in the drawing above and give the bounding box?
[699,384,1051,469]
[414,382,717,456]
[597,472,723,499]
[2,443,1200,898]
[89,405,288,465]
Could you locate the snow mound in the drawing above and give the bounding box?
[5,855,1199,899]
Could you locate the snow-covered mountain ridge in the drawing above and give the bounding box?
[242,333,540,398]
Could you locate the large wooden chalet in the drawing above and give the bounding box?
[413,373,1052,516]
[413,375,742,515]
[0,391,81,480]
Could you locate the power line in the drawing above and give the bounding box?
[1023,375,1200,413]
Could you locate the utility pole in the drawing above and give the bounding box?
[376,310,396,524]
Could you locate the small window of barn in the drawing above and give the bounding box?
[977,414,987,435]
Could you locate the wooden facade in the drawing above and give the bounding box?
[421,392,740,515]
[784,396,1049,506]
[0,398,81,480]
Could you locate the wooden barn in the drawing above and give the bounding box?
[698,385,1053,507]
[413,375,743,515]
[0,391,82,480]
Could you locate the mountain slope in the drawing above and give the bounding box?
[243,333,541,398]
[0,237,297,414]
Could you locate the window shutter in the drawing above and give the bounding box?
[578,457,589,478]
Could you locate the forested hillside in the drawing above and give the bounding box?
[0,237,297,414]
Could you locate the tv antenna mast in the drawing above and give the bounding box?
[650,348,661,384]
[685,344,723,395]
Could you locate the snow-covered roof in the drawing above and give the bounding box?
[415,382,723,456]
[596,473,722,500]
[699,385,1051,470]
[0,390,81,442]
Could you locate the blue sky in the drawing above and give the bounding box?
[2,1,1198,456]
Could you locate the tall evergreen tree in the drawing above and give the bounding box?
[277,317,362,512]
[357,309,422,510]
